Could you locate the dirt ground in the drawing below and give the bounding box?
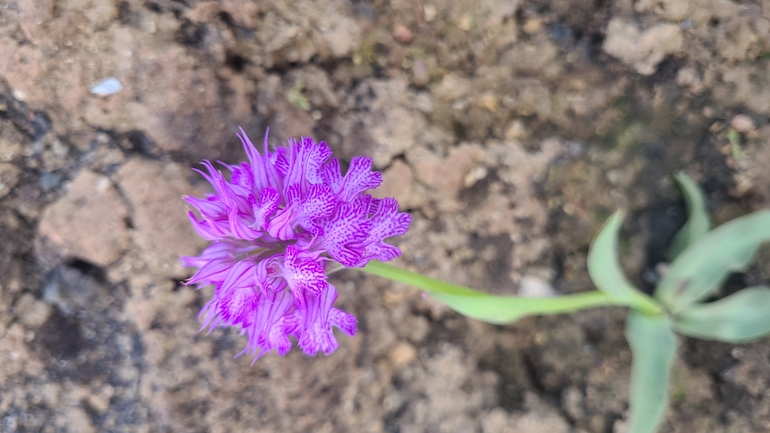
[1,0,770,432]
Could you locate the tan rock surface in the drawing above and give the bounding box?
[114,158,207,277]
[38,169,130,267]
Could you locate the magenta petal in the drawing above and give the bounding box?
[187,258,233,285]
[329,308,357,337]
[217,284,259,326]
[219,260,258,295]
[283,246,328,297]
[296,184,337,235]
[253,187,279,229]
[297,283,339,356]
[322,158,344,193]
[338,157,383,201]
[320,199,372,266]
[359,197,412,264]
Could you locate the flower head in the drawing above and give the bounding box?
[182,129,411,361]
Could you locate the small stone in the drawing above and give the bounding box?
[60,407,96,433]
[613,420,628,433]
[731,114,755,133]
[457,14,473,31]
[411,59,430,87]
[0,162,20,198]
[0,324,43,381]
[561,386,584,419]
[414,145,484,196]
[518,275,556,298]
[15,294,52,328]
[393,24,414,43]
[389,341,416,368]
[477,92,499,112]
[86,385,114,414]
[323,21,360,58]
[11,89,26,102]
[523,18,544,35]
[114,158,207,277]
[89,77,123,96]
[423,4,437,22]
[38,169,130,267]
[372,160,414,207]
[603,18,683,75]
[505,120,527,139]
[0,124,25,162]
[464,166,488,188]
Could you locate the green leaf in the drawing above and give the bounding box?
[667,173,711,260]
[673,286,770,343]
[626,311,678,433]
[360,260,613,324]
[587,211,663,315]
[655,210,770,312]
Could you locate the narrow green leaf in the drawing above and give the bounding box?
[361,260,613,324]
[424,290,611,324]
[667,173,711,260]
[655,210,770,312]
[626,311,678,433]
[587,211,663,315]
[673,286,770,343]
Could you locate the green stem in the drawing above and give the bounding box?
[358,260,620,324]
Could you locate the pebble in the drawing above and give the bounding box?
[37,169,130,267]
[393,24,413,43]
[412,59,430,87]
[389,342,416,368]
[518,275,556,298]
[0,162,20,198]
[730,114,755,133]
[423,4,437,22]
[90,77,123,96]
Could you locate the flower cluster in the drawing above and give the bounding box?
[182,129,411,361]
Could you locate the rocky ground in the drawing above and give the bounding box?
[1,0,770,432]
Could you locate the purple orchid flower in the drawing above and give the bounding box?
[182,129,411,362]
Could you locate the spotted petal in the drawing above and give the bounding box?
[283,245,329,299]
[320,198,372,266]
[359,197,411,264]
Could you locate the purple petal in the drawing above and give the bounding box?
[329,308,357,337]
[283,246,329,297]
[252,187,279,230]
[296,184,337,235]
[359,197,411,264]
[265,184,337,239]
[228,205,262,240]
[320,199,372,267]
[187,258,233,285]
[217,284,259,326]
[240,287,295,360]
[238,128,282,192]
[297,283,339,356]
[323,158,344,193]
[219,260,258,295]
[274,147,289,179]
[185,195,225,218]
[282,137,333,187]
[268,319,293,356]
[337,157,382,202]
[187,211,228,241]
